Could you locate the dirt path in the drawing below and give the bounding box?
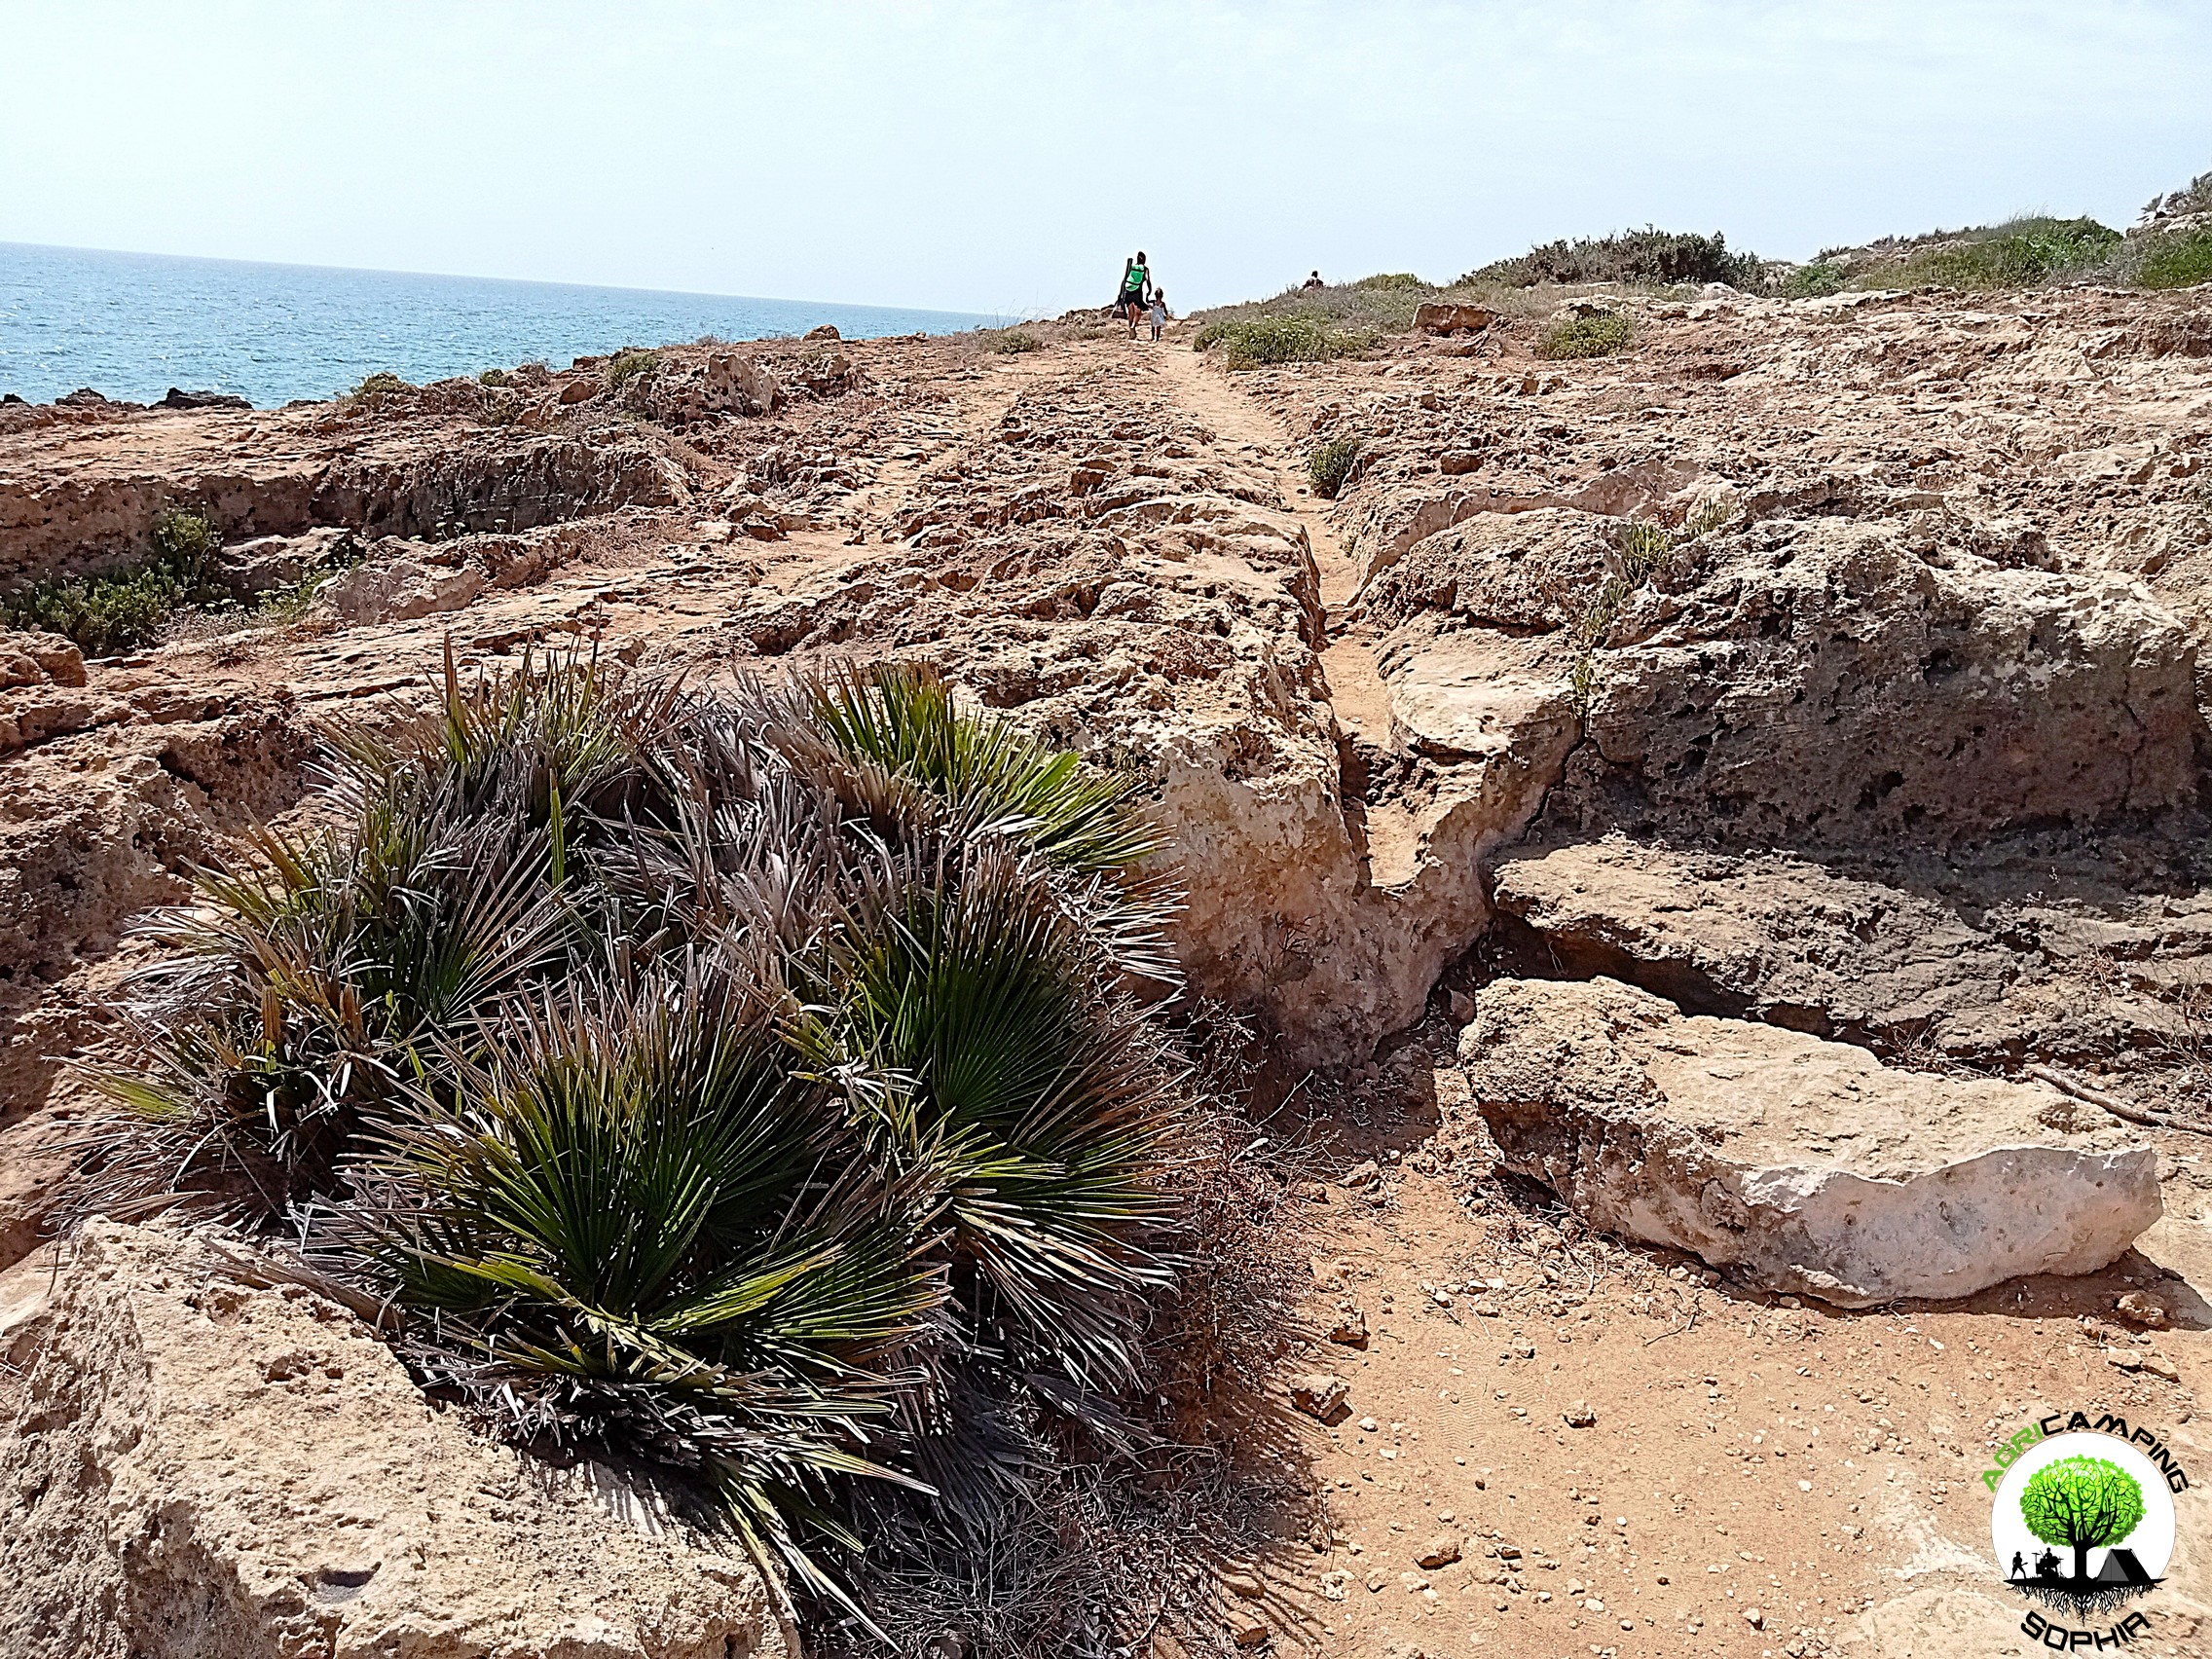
[1153,344,1394,748]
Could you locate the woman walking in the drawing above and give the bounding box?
[1114,251,1152,336]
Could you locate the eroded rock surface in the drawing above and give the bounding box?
[0,1223,784,1659]
[1460,976,2162,1305]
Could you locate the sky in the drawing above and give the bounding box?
[3,1,2209,316]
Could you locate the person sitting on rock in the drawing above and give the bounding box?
[1303,270,1325,289]
[1117,252,1151,336]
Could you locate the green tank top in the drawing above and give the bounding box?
[1122,264,1148,296]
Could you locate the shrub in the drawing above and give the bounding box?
[605,348,660,390]
[987,328,1042,353]
[0,507,230,655]
[1892,217,2120,290]
[1536,311,1634,360]
[478,367,511,387]
[1466,227,1763,290]
[97,649,1192,1610]
[1200,313,1374,370]
[348,371,412,405]
[2137,228,2212,290]
[1309,435,1361,499]
[1354,272,1429,290]
[1782,261,1848,299]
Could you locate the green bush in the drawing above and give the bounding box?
[1537,311,1634,360]
[1891,217,2120,290]
[1201,313,1374,370]
[1354,272,1429,291]
[98,650,1187,1606]
[1782,261,1848,298]
[1466,227,1763,290]
[1309,435,1361,499]
[987,327,1042,353]
[605,348,660,389]
[1,507,230,655]
[348,371,412,405]
[2137,227,2212,290]
[477,367,511,387]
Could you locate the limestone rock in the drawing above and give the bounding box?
[321,554,488,623]
[1460,977,2161,1305]
[1556,517,2199,845]
[0,1223,785,1659]
[1489,834,2212,1073]
[630,351,782,424]
[1415,302,1496,336]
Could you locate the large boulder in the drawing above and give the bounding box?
[0,1223,786,1659]
[1460,977,2161,1305]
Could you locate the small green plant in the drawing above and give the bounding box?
[1200,313,1375,370]
[605,349,660,390]
[2137,228,2212,291]
[348,371,412,405]
[1354,273,1429,291]
[1537,311,1634,360]
[477,367,511,387]
[1567,502,1734,711]
[1782,261,1848,298]
[1309,435,1361,499]
[1,507,230,655]
[988,328,1042,353]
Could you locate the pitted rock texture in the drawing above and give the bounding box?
[0,1223,785,1659]
[1489,832,2212,1074]
[1460,976,2162,1305]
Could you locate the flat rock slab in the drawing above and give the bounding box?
[0,1222,785,1659]
[1461,977,2161,1306]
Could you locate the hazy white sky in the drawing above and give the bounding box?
[4,1,2208,314]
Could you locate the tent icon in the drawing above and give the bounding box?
[2092,1549,2154,1587]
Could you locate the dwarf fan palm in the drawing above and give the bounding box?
[337,948,943,1597]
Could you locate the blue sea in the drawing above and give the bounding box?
[0,241,993,409]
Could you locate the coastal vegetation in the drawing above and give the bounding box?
[1835,215,2123,291]
[0,507,229,654]
[1309,434,1361,498]
[93,648,1275,1638]
[606,348,661,390]
[1193,313,1377,369]
[2131,225,2212,290]
[347,371,413,405]
[1536,310,1634,359]
[1461,226,1763,289]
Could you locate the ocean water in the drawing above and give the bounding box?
[0,241,993,409]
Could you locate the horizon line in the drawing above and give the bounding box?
[0,238,997,321]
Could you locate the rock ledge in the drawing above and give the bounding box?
[1461,977,2161,1306]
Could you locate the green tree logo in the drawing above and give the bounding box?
[2018,1456,2146,1585]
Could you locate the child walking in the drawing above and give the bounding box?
[1148,290,1168,342]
